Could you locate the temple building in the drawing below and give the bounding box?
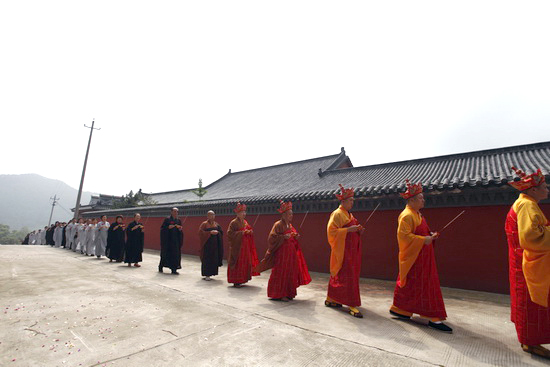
[78,194,123,214]
[83,141,550,294]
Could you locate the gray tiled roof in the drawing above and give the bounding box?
[185,141,550,203]
[145,150,352,204]
[145,189,197,204]
[89,194,123,206]
[91,142,550,213]
[312,141,550,198]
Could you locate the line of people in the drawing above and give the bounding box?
[33,166,550,359]
[27,214,145,267]
[189,168,549,359]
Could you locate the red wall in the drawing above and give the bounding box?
[108,203,550,294]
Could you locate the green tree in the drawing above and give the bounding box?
[192,179,207,201]
[0,224,11,242]
[0,224,29,244]
[112,189,157,209]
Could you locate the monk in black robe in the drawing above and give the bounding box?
[198,210,223,280]
[125,213,144,267]
[61,222,67,248]
[159,208,183,274]
[46,224,55,246]
[107,215,125,262]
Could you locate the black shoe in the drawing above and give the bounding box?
[324,300,342,308]
[171,270,179,275]
[428,321,453,333]
[158,266,163,273]
[390,310,411,320]
[522,344,550,358]
[349,308,363,318]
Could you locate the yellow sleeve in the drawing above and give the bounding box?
[396,211,426,288]
[327,209,350,277]
[516,199,550,307]
[327,210,349,246]
[397,214,427,244]
[517,201,550,252]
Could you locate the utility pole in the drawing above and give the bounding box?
[48,195,59,226]
[74,119,101,220]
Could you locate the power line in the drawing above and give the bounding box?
[55,202,72,216]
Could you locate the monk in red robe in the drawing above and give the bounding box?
[227,202,259,287]
[505,166,550,359]
[325,184,364,318]
[390,180,452,333]
[256,201,311,301]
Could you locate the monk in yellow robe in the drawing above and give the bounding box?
[325,184,364,318]
[389,180,452,333]
[505,166,550,359]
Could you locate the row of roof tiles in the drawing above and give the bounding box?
[89,142,550,213]
[145,150,352,204]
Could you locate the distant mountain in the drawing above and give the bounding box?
[0,174,93,231]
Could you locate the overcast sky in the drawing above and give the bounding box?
[2,1,550,198]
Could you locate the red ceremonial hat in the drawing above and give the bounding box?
[234,202,247,213]
[400,179,423,199]
[335,184,354,200]
[508,166,546,191]
[277,200,293,213]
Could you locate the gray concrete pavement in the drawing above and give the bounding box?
[0,245,549,367]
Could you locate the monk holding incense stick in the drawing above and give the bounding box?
[325,184,364,318]
[256,201,311,301]
[227,202,260,287]
[505,167,550,359]
[389,180,452,333]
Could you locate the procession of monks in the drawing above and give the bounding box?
[39,166,550,359]
[212,166,549,358]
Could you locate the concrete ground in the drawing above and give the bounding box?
[0,246,549,367]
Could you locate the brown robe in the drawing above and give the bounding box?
[256,220,289,273]
[227,217,247,268]
[198,220,220,260]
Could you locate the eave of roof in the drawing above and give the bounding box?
[83,142,550,215]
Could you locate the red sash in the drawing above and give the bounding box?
[392,216,447,319]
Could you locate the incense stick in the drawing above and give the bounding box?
[252,213,260,227]
[439,210,466,233]
[299,211,309,228]
[364,202,381,226]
